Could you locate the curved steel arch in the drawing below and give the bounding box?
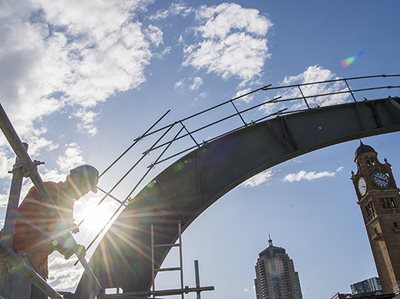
[75,97,400,298]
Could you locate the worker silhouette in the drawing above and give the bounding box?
[1,164,99,299]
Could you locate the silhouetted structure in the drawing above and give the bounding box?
[351,277,382,295]
[351,142,400,293]
[254,237,302,299]
[330,291,395,299]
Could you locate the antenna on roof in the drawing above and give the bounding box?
[268,234,273,246]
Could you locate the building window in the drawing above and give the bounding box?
[389,197,397,208]
[365,202,376,221]
[380,197,398,209]
[380,198,387,209]
[365,156,375,166]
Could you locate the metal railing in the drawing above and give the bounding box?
[82,74,400,256]
[1,74,399,298]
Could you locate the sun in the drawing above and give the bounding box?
[82,204,113,233]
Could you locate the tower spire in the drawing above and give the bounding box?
[268,234,273,246]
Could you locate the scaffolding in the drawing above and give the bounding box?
[0,103,214,299]
[0,74,399,298]
[0,104,102,299]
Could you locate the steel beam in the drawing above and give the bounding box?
[75,97,400,298]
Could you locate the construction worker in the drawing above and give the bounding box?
[1,164,99,299]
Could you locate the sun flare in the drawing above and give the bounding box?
[82,204,112,233]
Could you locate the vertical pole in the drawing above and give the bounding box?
[194,260,201,299]
[178,222,184,299]
[1,143,27,248]
[151,225,155,299]
[0,104,102,296]
[0,144,26,299]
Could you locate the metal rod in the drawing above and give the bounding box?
[179,121,199,148]
[178,222,184,299]
[144,83,400,156]
[274,85,400,104]
[84,127,185,254]
[131,74,400,141]
[130,126,184,193]
[151,225,155,299]
[99,109,170,178]
[0,243,63,299]
[194,260,201,299]
[297,86,311,109]
[149,107,287,167]
[0,144,25,296]
[97,186,127,206]
[135,84,271,140]
[344,79,357,103]
[1,143,27,248]
[230,100,247,126]
[262,74,400,91]
[143,96,285,156]
[77,122,176,227]
[77,253,102,290]
[0,104,102,290]
[97,286,215,298]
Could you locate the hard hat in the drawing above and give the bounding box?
[69,164,99,193]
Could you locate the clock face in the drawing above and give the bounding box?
[358,177,367,196]
[372,171,389,188]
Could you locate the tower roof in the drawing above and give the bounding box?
[355,140,376,158]
[259,236,286,257]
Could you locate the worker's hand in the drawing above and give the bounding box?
[61,247,75,260]
[71,223,80,234]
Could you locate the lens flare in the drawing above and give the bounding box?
[340,50,364,68]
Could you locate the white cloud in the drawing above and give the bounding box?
[183,3,272,83]
[280,65,349,108]
[194,91,208,102]
[56,143,85,173]
[48,255,83,290]
[145,24,164,47]
[150,2,195,20]
[190,76,204,90]
[73,109,99,137]
[283,170,335,183]
[0,0,161,192]
[174,79,185,90]
[259,65,349,115]
[336,166,344,172]
[174,76,204,93]
[242,170,273,188]
[0,151,14,179]
[235,88,254,104]
[0,0,158,140]
[0,192,10,207]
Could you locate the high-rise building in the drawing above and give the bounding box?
[351,277,382,295]
[351,142,400,293]
[254,237,302,299]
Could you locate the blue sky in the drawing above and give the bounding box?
[0,0,400,298]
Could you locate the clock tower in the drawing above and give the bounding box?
[351,141,400,293]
